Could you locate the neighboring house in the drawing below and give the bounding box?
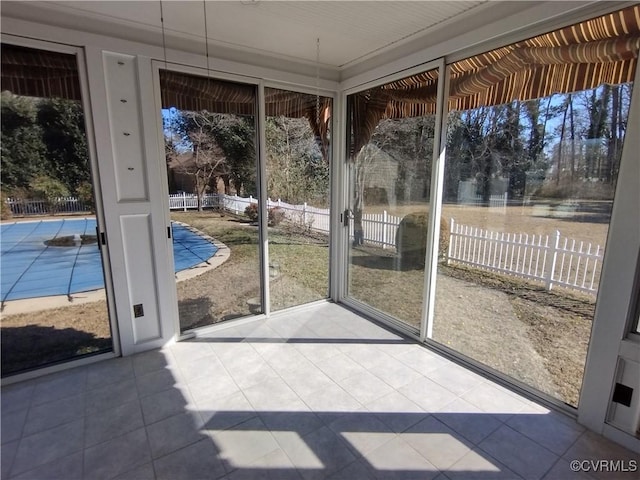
[166,152,226,195]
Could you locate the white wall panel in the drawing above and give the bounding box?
[83,48,176,356]
[103,53,149,202]
[120,214,162,344]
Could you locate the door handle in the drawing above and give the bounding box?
[342,209,353,227]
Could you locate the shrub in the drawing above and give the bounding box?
[0,192,13,220]
[245,204,286,226]
[76,181,95,212]
[244,203,259,222]
[395,212,450,270]
[29,175,69,214]
[268,207,285,227]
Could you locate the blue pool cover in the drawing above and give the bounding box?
[1,218,218,302]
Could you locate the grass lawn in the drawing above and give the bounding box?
[171,211,329,330]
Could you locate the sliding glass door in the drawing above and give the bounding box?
[159,71,262,332]
[341,5,639,408]
[159,73,335,330]
[265,87,332,311]
[1,43,114,375]
[345,68,440,331]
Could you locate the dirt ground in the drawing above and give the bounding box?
[2,209,596,406]
[435,265,593,406]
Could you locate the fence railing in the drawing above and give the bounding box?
[457,192,508,212]
[266,198,331,233]
[5,197,90,216]
[168,193,402,247]
[349,210,402,249]
[169,195,605,295]
[168,192,220,210]
[447,218,603,294]
[168,193,333,232]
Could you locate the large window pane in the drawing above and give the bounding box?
[1,44,113,375]
[160,71,261,332]
[432,8,638,406]
[265,88,331,311]
[346,69,439,330]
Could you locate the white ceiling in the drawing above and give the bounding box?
[69,0,486,68]
[3,1,617,83]
[4,1,493,69]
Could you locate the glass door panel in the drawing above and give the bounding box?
[346,69,439,330]
[160,71,261,332]
[265,88,331,312]
[1,43,113,376]
[431,8,638,406]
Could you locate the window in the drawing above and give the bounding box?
[431,5,639,406]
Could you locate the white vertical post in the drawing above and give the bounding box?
[257,82,270,317]
[421,57,447,341]
[382,210,388,249]
[545,230,560,291]
[182,191,187,212]
[447,218,455,264]
[303,202,307,225]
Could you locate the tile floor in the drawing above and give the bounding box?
[1,303,638,479]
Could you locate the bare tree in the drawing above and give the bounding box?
[168,115,227,211]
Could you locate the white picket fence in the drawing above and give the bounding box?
[268,198,331,233]
[13,193,601,294]
[350,211,402,249]
[447,218,603,294]
[168,192,220,210]
[168,193,333,232]
[5,197,90,215]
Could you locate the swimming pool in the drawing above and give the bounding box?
[0,218,217,302]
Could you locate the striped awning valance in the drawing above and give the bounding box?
[160,70,332,118]
[379,6,640,114]
[348,5,640,158]
[1,44,82,101]
[161,71,332,159]
[160,71,257,115]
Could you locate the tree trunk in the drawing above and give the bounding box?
[557,97,569,185]
[353,161,366,246]
[569,94,575,188]
[607,85,620,184]
[196,179,203,212]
